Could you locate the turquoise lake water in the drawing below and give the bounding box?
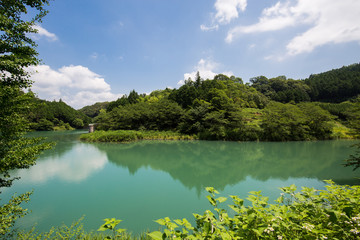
[2,130,359,234]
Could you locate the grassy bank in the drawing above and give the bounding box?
[79,130,197,143]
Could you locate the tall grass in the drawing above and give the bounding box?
[79,130,197,143]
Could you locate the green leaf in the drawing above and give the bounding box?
[167,222,178,229]
[253,228,264,236]
[205,187,219,194]
[183,218,194,230]
[289,184,297,192]
[174,219,183,225]
[220,231,232,240]
[216,197,227,204]
[203,222,211,235]
[206,195,217,206]
[228,205,241,214]
[155,218,166,226]
[147,231,164,240]
[97,225,109,232]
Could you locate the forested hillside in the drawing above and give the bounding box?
[250,63,360,103]
[28,95,91,131]
[92,64,360,141]
[305,63,360,102]
[33,63,360,139]
[78,102,109,118]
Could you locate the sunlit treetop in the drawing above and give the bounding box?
[0,0,50,88]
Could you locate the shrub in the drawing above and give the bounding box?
[148,181,360,239]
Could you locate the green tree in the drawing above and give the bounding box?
[0,0,53,236]
[305,63,360,102]
[127,89,140,104]
[261,102,309,141]
[72,118,84,129]
[344,143,360,171]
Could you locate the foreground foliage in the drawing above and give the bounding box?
[17,216,151,240]
[0,0,53,236]
[149,181,360,240]
[12,181,360,239]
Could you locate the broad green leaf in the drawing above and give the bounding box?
[167,222,178,229]
[183,219,194,230]
[205,187,219,194]
[205,187,214,193]
[228,205,241,214]
[97,225,109,232]
[147,231,164,240]
[289,184,297,192]
[216,197,227,204]
[249,191,262,196]
[155,218,166,226]
[174,219,183,225]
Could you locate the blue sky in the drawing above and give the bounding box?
[29,0,360,109]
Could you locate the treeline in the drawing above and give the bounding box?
[80,63,360,141]
[28,95,91,131]
[249,63,360,104]
[90,64,359,141]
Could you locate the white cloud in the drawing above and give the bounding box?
[200,24,219,32]
[215,0,247,24]
[226,0,360,56]
[16,144,107,183]
[201,0,247,31]
[32,25,58,41]
[28,65,122,109]
[178,59,233,86]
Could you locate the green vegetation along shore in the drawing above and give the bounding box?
[80,130,196,143]
[80,64,360,142]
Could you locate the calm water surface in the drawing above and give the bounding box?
[2,130,359,234]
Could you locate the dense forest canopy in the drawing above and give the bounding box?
[305,63,360,102]
[26,63,360,141]
[27,95,91,131]
[84,63,360,141]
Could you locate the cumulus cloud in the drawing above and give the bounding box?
[178,59,233,86]
[28,65,122,109]
[201,0,247,31]
[31,25,58,41]
[226,0,360,56]
[215,0,247,24]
